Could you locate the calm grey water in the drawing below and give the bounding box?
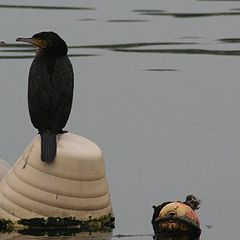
[0,0,240,239]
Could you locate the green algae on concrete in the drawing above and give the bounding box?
[0,214,115,234]
[0,219,14,232]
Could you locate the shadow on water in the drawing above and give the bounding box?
[0,4,95,10]
[133,9,240,18]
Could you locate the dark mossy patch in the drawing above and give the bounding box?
[18,227,87,236]
[0,214,115,236]
[152,216,201,236]
[0,219,14,232]
[18,214,115,230]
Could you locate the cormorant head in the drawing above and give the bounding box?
[16,31,68,57]
[184,194,201,210]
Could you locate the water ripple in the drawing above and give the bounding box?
[198,0,240,1]
[1,41,239,59]
[133,9,240,18]
[143,68,179,72]
[0,54,98,59]
[69,42,197,49]
[106,19,149,23]
[113,48,240,56]
[78,18,96,22]
[0,4,95,10]
[217,38,240,43]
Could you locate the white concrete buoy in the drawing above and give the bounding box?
[0,133,113,226]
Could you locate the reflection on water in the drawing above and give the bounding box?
[218,38,240,43]
[0,4,95,10]
[70,42,196,49]
[1,38,239,59]
[114,234,199,240]
[78,18,96,22]
[0,43,99,59]
[0,54,98,59]
[133,9,240,17]
[0,49,34,52]
[106,20,149,23]
[0,231,112,240]
[143,69,179,72]
[0,0,240,239]
[154,235,199,240]
[0,232,200,240]
[114,48,240,56]
[198,0,239,1]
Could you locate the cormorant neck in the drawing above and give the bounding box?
[41,48,67,57]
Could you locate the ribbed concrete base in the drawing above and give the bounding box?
[0,133,113,224]
[0,159,11,181]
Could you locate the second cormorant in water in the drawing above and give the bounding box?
[17,31,74,163]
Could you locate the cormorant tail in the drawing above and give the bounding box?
[40,132,57,163]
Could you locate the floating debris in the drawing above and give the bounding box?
[152,195,201,237]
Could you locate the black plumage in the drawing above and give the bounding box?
[17,31,74,163]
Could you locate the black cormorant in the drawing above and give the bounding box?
[16,31,74,163]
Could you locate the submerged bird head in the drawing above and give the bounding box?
[16,31,68,57]
[184,194,201,210]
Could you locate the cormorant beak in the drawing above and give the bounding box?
[16,37,47,49]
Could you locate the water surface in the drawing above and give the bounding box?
[0,1,240,239]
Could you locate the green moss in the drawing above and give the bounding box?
[0,214,115,236]
[0,219,14,232]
